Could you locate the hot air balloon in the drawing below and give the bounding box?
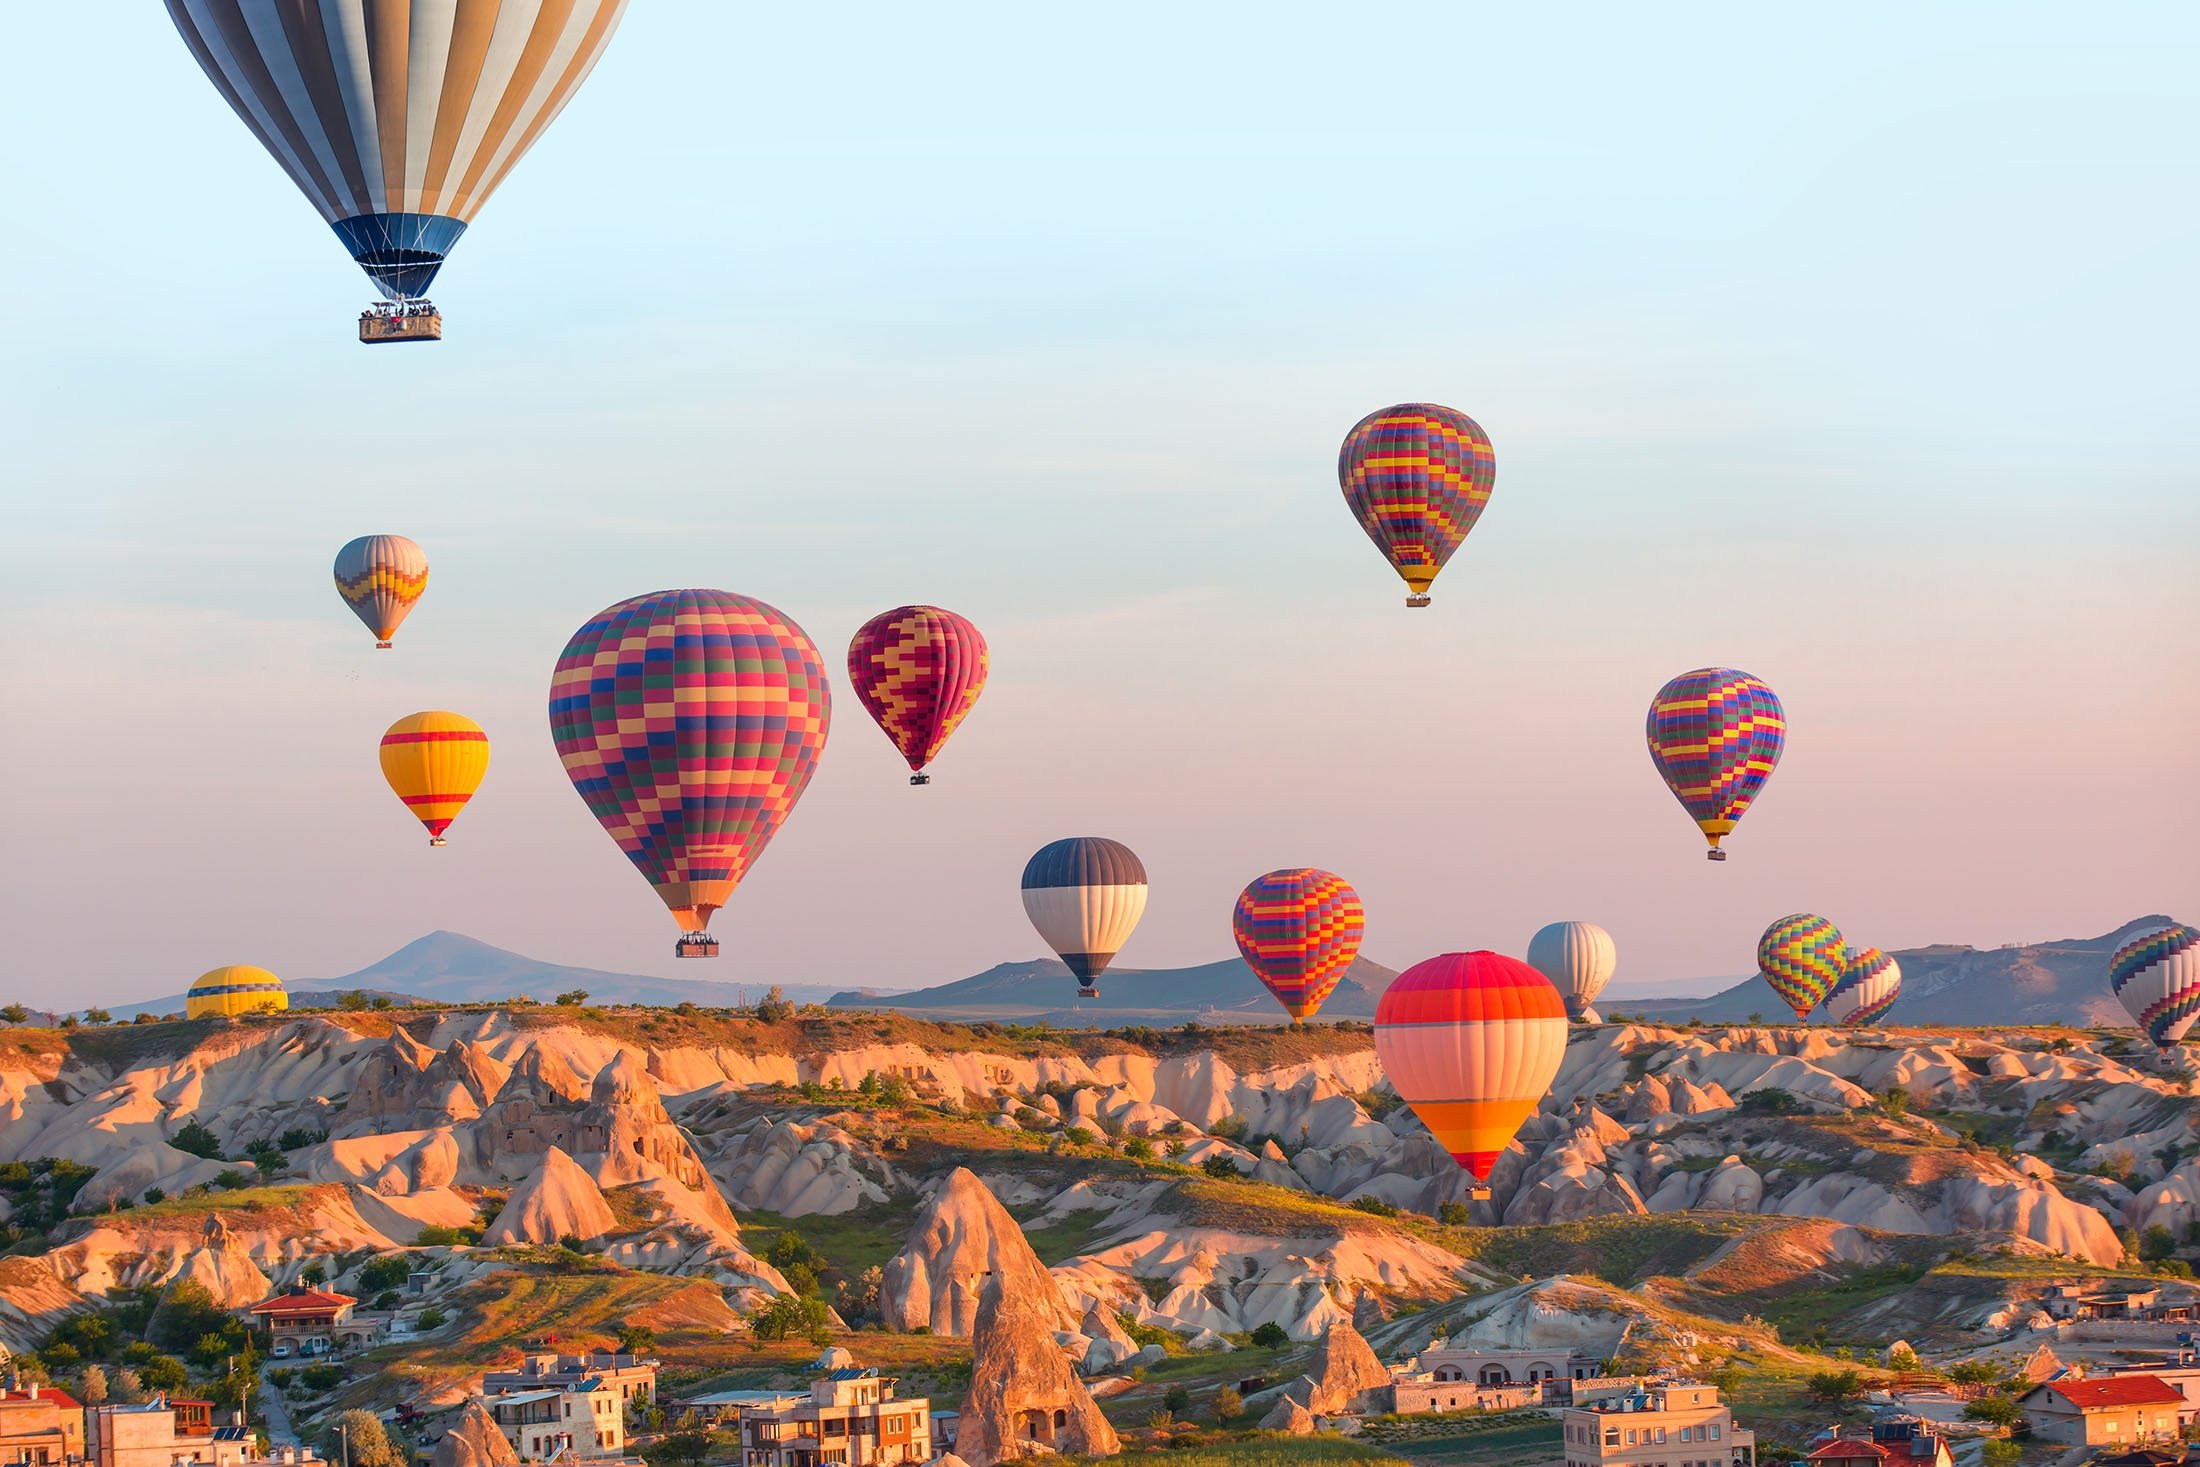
[2109,921,2200,1051]
[1374,952,1568,1200]
[1646,668,1786,861]
[379,711,489,845]
[1822,946,1901,1027]
[549,590,830,958]
[1021,838,1147,998]
[1757,914,1846,1022]
[186,966,289,1021]
[163,0,627,341]
[1337,403,1496,607]
[334,535,428,648]
[1526,921,1618,1024]
[847,606,989,785]
[1232,869,1365,1022]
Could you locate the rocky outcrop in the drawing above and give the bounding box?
[704,1116,896,1216]
[480,1147,616,1247]
[957,1274,1120,1467]
[432,1400,520,1467]
[1301,1318,1391,1414]
[1260,1396,1316,1434]
[879,1168,1073,1336]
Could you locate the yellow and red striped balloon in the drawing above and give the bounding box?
[334,535,428,648]
[1374,952,1569,1182]
[1232,868,1365,1022]
[379,711,489,845]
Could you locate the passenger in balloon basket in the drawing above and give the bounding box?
[677,934,720,960]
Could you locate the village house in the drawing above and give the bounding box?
[1388,1375,1541,1414]
[668,1392,805,1431]
[483,1379,629,1461]
[248,1286,377,1358]
[482,1354,658,1411]
[0,1382,84,1465]
[2018,1375,2184,1449]
[1415,1342,1603,1388]
[84,1400,245,1467]
[1803,1417,1954,1467]
[1559,1381,1755,1467]
[739,1371,931,1467]
[2089,1352,2200,1429]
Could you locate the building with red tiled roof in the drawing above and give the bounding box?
[247,1284,365,1357]
[1,1382,86,1463]
[2020,1374,2184,1449]
[1806,1439,1890,1465]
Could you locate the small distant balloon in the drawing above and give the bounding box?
[1374,951,1568,1188]
[379,711,489,846]
[1338,403,1495,608]
[334,536,428,649]
[1232,868,1366,1022]
[1527,921,1618,1024]
[1823,946,1902,1027]
[1757,913,1847,1022]
[1646,668,1786,861]
[2109,921,2200,1051]
[1021,838,1148,999]
[847,606,989,785]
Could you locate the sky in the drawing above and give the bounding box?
[2,5,2195,1009]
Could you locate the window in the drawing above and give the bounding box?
[1604,1428,1619,1446]
[1656,1427,1667,1443]
[1710,1423,1720,1440]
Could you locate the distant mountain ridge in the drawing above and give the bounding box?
[826,954,1397,1024]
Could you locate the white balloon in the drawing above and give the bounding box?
[1527,921,1617,1023]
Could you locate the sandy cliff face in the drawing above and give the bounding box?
[879,1167,1075,1336]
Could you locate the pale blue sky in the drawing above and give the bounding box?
[2,5,2195,1007]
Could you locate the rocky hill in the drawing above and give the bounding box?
[831,954,1399,1021]
[1,1003,2194,1430]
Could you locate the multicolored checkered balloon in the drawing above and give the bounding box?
[1823,946,1902,1027]
[1758,913,1847,1022]
[549,590,830,953]
[847,605,988,785]
[1646,668,1786,861]
[1338,403,1495,607]
[2109,921,2200,1051]
[1232,868,1365,1021]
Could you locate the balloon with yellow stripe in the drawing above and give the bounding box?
[379,711,490,846]
[1374,950,1569,1200]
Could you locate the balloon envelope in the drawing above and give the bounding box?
[1646,668,1785,859]
[549,590,830,939]
[165,0,627,300]
[1337,403,1495,602]
[847,605,989,778]
[1526,922,1618,1023]
[2109,921,2200,1050]
[1823,946,1902,1027]
[1021,838,1147,994]
[379,711,489,843]
[186,965,288,1021]
[1232,868,1365,1021]
[335,535,428,646]
[1374,952,1568,1181]
[1758,914,1847,1021]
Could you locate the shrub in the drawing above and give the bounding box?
[1740,1087,1801,1115]
[1437,1201,1471,1227]
[1964,1394,2022,1429]
[1805,1369,1864,1403]
[1162,1383,1191,1413]
[2141,1224,2178,1262]
[1122,1136,1155,1162]
[1878,1087,1909,1118]
[755,986,794,1024]
[1348,1195,1399,1218]
[417,1307,448,1329]
[326,1410,402,1467]
[555,990,589,1006]
[1212,1385,1242,1424]
[1249,1322,1290,1350]
[139,1357,188,1394]
[1064,1127,1095,1147]
[355,1256,410,1295]
[300,1363,344,1392]
[1199,1155,1241,1181]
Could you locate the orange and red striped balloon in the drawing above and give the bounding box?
[1374,952,1568,1181]
[379,711,489,846]
[1232,868,1365,1022]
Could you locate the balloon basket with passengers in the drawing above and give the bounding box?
[359,301,442,345]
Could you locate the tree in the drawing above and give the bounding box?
[336,991,371,1012]
[170,1120,224,1160]
[75,1366,112,1408]
[138,1356,188,1394]
[1805,1369,1864,1404]
[301,1262,328,1285]
[1200,1154,1241,1181]
[1212,1385,1243,1424]
[643,1434,711,1466]
[617,1324,657,1354]
[110,1367,147,1404]
[0,1004,28,1025]
[749,1294,832,1345]
[755,986,794,1024]
[355,1256,410,1296]
[1886,1344,1920,1371]
[328,1409,403,1467]
[1963,1394,2022,1429]
[1122,1136,1155,1161]
[1878,1087,1909,1118]
[83,1009,113,1026]
[1437,1201,1471,1227]
[2140,1224,2178,1263]
[1249,1322,1290,1350]
[1161,1384,1190,1413]
[555,990,589,1006]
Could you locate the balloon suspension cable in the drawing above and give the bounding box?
[1405,593,1432,609]
[1706,848,1728,863]
[909,773,931,786]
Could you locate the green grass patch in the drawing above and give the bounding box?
[127,1183,320,1220]
[734,1205,908,1281]
[1017,1209,1119,1266]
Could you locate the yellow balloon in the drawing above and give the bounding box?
[379,711,490,846]
[187,966,288,1020]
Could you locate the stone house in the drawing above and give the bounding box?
[84,1401,245,1467]
[248,1287,375,1357]
[1558,1381,1755,1467]
[1415,1342,1601,1388]
[482,1355,657,1411]
[0,1383,84,1465]
[2018,1375,2184,1449]
[738,1372,930,1467]
[483,1379,629,1461]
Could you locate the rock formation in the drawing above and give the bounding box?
[480,1146,616,1247]
[432,1400,520,1467]
[1299,1317,1391,1414]
[956,1274,1120,1467]
[880,1168,1073,1336]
